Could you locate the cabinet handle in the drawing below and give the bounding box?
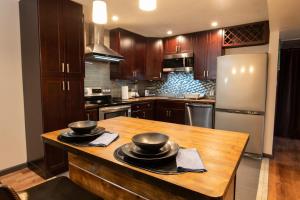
[62,81,65,91]
[62,63,65,73]
[160,72,162,78]
[67,64,70,73]
[67,81,70,91]
[153,77,159,79]
[203,70,206,78]
[206,70,209,78]
[143,112,146,118]
[87,113,90,120]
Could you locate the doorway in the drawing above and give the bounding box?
[274,40,300,139]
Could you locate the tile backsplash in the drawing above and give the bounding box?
[84,63,215,97]
[154,73,215,97]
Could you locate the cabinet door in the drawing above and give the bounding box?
[145,38,163,80]
[169,109,185,124]
[134,34,146,80]
[65,77,85,124]
[63,0,84,78]
[39,0,64,78]
[86,109,99,121]
[206,29,223,80]
[163,36,179,54]
[42,78,66,132]
[194,31,208,80]
[178,34,194,53]
[119,30,136,79]
[42,78,68,177]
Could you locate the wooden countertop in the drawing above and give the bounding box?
[121,96,216,104]
[42,117,248,199]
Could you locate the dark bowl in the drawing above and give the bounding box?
[132,133,169,152]
[68,121,97,134]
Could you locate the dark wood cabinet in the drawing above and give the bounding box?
[194,29,223,80]
[85,108,99,121]
[63,0,85,78]
[145,38,163,80]
[194,31,208,80]
[155,101,185,124]
[163,34,194,54]
[39,0,64,78]
[131,102,154,120]
[206,30,223,79]
[20,0,84,178]
[163,36,178,54]
[110,28,164,81]
[110,28,141,80]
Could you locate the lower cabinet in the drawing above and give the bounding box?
[85,108,99,121]
[155,101,185,124]
[131,102,154,120]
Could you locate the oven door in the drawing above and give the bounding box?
[99,105,131,120]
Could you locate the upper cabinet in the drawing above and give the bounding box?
[110,28,144,80]
[110,28,163,81]
[163,34,194,54]
[39,0,84,78]
[194,29,223,80]
[145,38,163,80]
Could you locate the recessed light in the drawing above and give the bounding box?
[112,15,119,22]
[167,30,173,35]
[92,0,107,24]
[139,0,157,11]
[211,21,218,27]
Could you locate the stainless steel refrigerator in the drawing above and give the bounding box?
[215,54,268,155]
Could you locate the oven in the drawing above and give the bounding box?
[99,105,131,120]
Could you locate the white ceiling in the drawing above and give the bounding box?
[267,0,300,40]
[74,0,268,37]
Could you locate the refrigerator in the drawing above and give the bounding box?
[215,54,268,155]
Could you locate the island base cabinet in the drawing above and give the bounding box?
[68,153,235,200]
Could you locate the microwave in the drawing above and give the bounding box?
[162,52,194,72]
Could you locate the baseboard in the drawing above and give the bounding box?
[0,163,28,177]
[263,153,274,159]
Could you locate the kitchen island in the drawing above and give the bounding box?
[42,117,248,200]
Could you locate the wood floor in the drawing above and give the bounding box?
[268,137,300,200]
[1,137,300,199]
[0,168,45,192]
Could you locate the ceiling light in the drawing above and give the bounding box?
[139,0,157,11]
[93,0,107,24]
[112,15,119,22]
[211,21,218,27]
[167,30,173,35]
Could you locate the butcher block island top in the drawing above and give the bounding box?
[42,117,249,200]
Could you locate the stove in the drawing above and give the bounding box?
[84,87,130,107]
[84,87,132,120]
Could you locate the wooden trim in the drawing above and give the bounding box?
[0,163,28,177]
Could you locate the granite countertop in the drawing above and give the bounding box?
[85,96,216,110]
[121,96,216,104]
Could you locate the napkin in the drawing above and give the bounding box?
[176,148,207,172]
[89,132,119,147]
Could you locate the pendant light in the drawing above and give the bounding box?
[93,0,107,24]
[139,0,157,11]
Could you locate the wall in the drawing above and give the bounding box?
[0,0,27,170]
[264,30,279,155]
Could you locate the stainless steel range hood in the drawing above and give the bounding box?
[85,23,124,63]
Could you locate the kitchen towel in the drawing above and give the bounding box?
[176,148,207,172]
[89,132,119,147]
